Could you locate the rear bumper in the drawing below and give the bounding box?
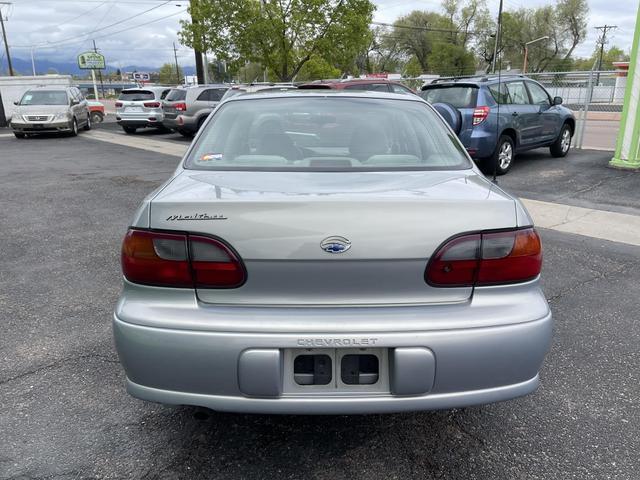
[113,282,552,414]
[162,115,197,132]
[459,128,497,159]
[116,111,165,128]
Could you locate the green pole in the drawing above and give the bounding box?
[610,1,640,169]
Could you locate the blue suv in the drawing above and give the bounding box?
[420,76,576,175]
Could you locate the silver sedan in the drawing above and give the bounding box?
[114,91,552,414]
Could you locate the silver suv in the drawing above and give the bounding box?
[10,86,90,138]
[162,85,228,137]
[116,86,171,134]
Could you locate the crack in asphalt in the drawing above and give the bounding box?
[547,261,637,303]
[553,173,631,202]
[0,354,120,386]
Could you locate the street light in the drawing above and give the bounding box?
[523,36,549,74]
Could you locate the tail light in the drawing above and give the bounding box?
[121,229,245,288]
[472,106,490,126]
[115,101,123,108]
[174,102,187,111]
[426,228,542,287]
[143,101,161,108]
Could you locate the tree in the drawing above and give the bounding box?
[391,11,450,72]
[573,46,630,71]
[180,0,375,81]
[158,62,183,84]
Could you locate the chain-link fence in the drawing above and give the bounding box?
[526,70,623,151]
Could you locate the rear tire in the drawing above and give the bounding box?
[178,129,193,138]
[122,126,137,134]
[481,135,514,176]
[196,116,206,132]
[14,132,25,139]
[90,111,103,124]
[550,123,572,158]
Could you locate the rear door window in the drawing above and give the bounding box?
[208,88,227,101]
[159,89,171,100]
[118,90,155,101]
[488,83,511,104]
[506,82,529,105]
[196,90,210,101]
[420,86,478,108]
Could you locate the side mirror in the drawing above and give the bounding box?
[70,99,79,106]
[553,96,563,106]
[13,101,18,105]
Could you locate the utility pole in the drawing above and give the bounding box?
[595,25,617,85]
[93,39,105,99]
[491,0,504,74]
[190,0,205,84]
[173,42,181,85]
[0,1,14,76]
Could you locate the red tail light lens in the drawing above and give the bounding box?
[143,101,161,108]
[115,101,123,108]
[174,102,187,111]
[426,228,542,287]
[472,106,490,126]
[121,229,245,288]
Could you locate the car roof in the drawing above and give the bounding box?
[424,74,535,88]
[224,89,425,103]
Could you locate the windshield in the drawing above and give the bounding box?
[420,86,478,109]
[118,90,155,101]
[20,90,68,106]
[185,97,470,171]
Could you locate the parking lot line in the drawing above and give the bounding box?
[85,129,189,157]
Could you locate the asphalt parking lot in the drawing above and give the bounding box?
[1,126,639,479]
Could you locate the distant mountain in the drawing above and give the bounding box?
[1,56,195,77]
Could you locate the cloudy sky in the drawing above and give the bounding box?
[1,0,636,70]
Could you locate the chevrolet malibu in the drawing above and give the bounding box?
[114,91,552,414]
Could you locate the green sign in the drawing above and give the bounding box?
[77,51,106,70]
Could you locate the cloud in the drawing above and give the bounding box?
[1,0,635,70]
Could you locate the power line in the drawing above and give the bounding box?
[372,20,481,36]
[15,0,173,47]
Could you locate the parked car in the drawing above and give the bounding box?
[298,78,416,94]
[162,84,228,137]
[420,75,576,175]
[219,83,298,102]
[87,100,105,124]
[10,86,91,138]
[116,86,172,134]
[114,90,551,415]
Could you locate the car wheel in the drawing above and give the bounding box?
[482,135,514,176]
[123,126,137,134]
[90,111,103,124]
[178,129,194,138]
[83,114,92,131]
[70,118,78,137]
[14,132,26,139]
[196,117,206,132]
[550,124,572,158]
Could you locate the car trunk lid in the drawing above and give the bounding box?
[149,170,517,306]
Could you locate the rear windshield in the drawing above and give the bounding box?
[118,90,155,101]
[420,86,478,109]
[185,97,470,171]
[20,90,68,105]
[166,89,187,101]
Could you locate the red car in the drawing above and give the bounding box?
[87,101,106,124]
[298,78,416,95]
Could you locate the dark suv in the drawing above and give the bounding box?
[421,76,575,174]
